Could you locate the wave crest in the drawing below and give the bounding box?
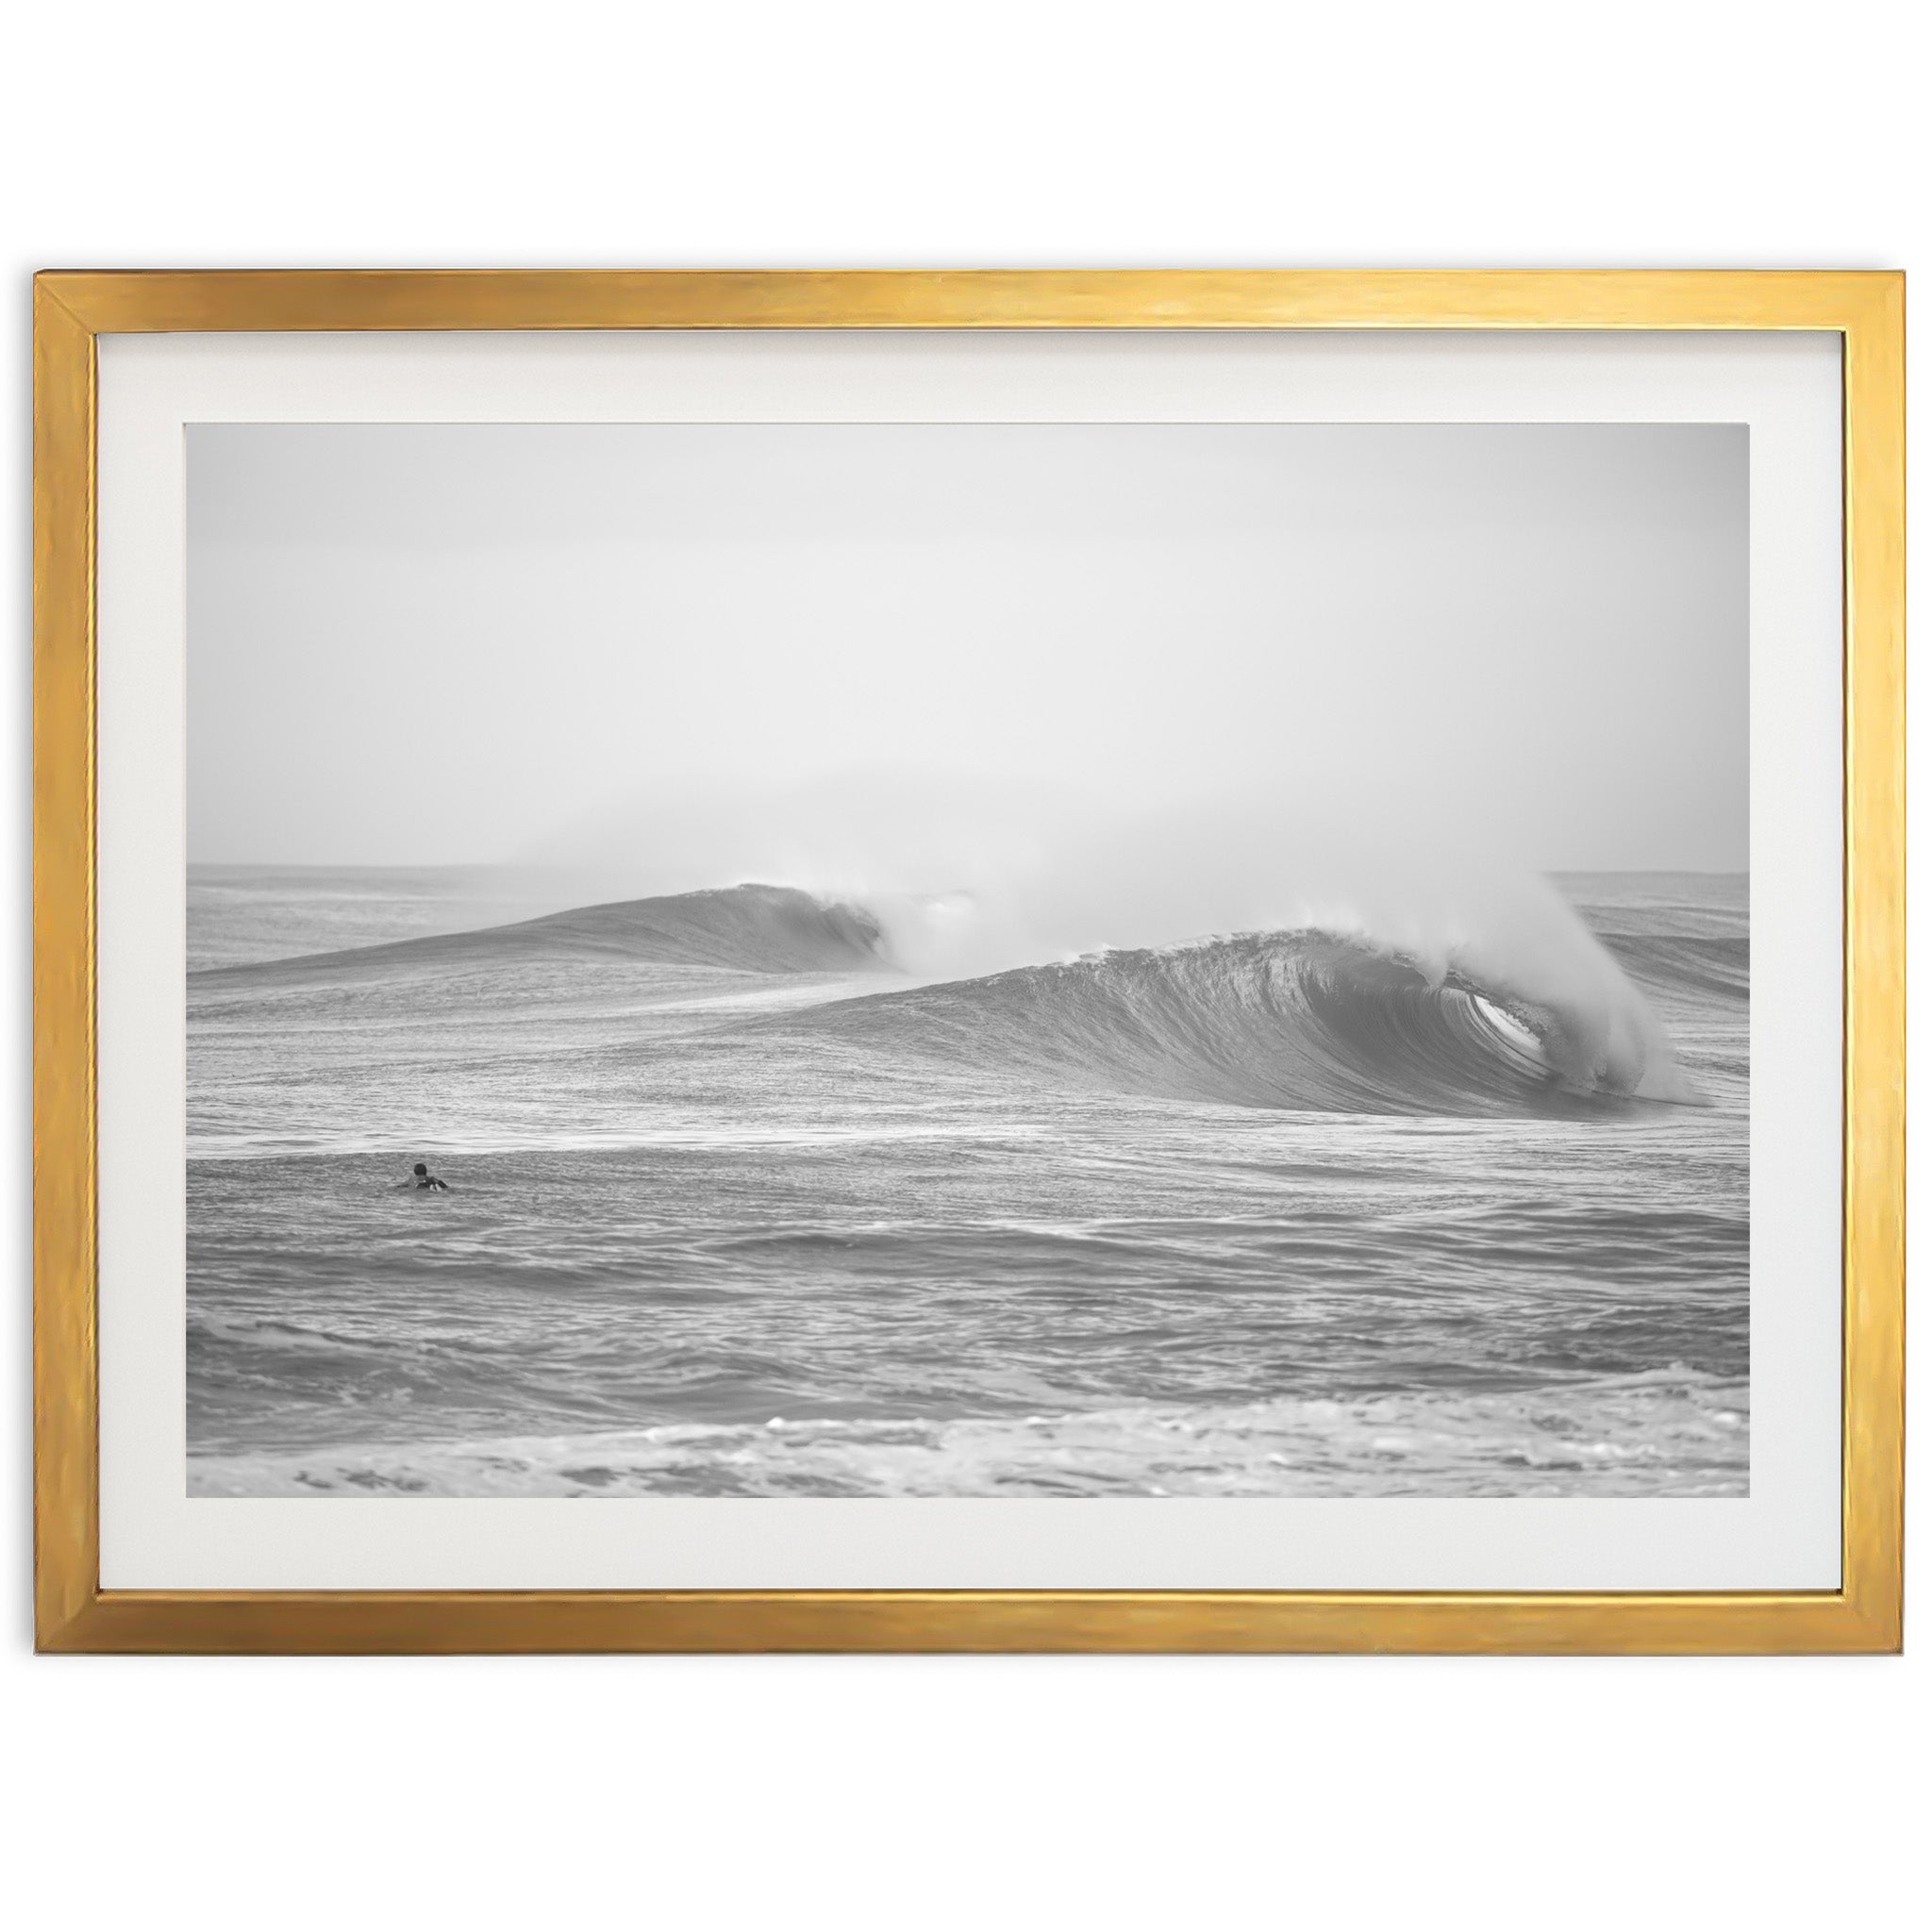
[776,927,1691,1117]
[192,881,889,982]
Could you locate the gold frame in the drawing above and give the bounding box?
[33,270,1904,1654]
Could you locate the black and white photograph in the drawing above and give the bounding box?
[185,420,1749,1500]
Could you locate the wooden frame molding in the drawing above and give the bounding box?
[32,271,1904,1653]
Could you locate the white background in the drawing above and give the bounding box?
[3,3,1922,1926]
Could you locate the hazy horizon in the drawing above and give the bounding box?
[189,422,1748,883]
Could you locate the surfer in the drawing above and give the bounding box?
[405,1161,450,1192]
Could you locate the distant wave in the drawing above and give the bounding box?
[762,927,1693,1117]
[1598,932,1749,1007]
[190,882,889,983]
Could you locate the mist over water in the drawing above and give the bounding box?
[525,777,1694,1107]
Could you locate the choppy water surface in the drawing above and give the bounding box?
[187,869,1748,1496]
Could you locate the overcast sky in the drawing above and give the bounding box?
[188,422,1746,881]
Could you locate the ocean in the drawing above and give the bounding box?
[186,866,1749,1497]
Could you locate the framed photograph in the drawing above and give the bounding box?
[32,271,1902,1653]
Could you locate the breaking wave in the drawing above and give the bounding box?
[771,926,1694,1117]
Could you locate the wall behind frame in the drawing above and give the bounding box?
[4,4,1922,1927]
